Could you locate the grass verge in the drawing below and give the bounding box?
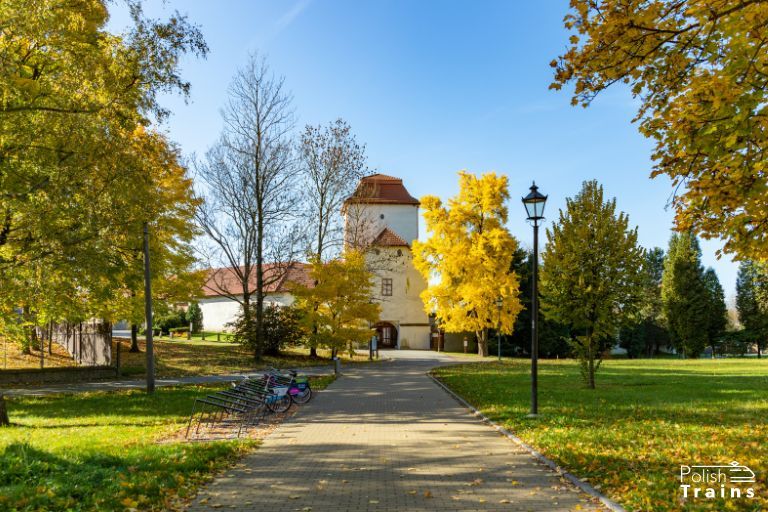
[114,340,376,378]
[0,375,334,511]
[432,358,768,512]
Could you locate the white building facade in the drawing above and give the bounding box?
[197,174,432,350]
[343,174,431,350]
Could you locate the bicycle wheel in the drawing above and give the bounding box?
[268,394,292,413]
[291,385,312,404]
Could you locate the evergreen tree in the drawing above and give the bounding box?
[661,233,709,358]
[703,268,728,356]
[541,180,644,388]
[620,247,668,358]
[506,247,571,358]
[187,302,204,334]
[736,261,768,358]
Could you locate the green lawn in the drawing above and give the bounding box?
[115,339,377,378]
[0,376,335,511]
[433,358,768,512]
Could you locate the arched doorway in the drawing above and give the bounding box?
[375,322,398,349]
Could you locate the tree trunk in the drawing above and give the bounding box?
[0,394,9,426]
[129,324,140,352]
[254,218,265,362]
[241,289,252,348]
[309,346,318,358]
[587,339,596,389]
[477,330,489,357]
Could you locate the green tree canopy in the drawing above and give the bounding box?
[541,180,644,388]
[0,0,206,336]
[620,247,669,358]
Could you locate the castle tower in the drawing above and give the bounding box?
[343,174,431,350]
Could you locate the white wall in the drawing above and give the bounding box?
[368,247,431,350]
[346,204,420,245]
[198,292,295,332]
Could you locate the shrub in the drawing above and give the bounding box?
[230,304,305,356]
[153,309,187,335]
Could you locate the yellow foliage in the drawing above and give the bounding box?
[413,171,523,356]
[292,250,380,356]
[552,0,768,261]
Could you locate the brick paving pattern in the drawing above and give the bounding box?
[189,352,605,511]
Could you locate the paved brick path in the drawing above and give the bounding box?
[189,352,604,511]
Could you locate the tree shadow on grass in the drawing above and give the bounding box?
[0,440,245,511]
[4,386,208,423]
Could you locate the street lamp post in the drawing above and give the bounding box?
[495,296,503,362]
[522,182,547,416]
[143,222,155,394]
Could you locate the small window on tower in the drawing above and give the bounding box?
[381,278,393,296]
[380,214,385,219]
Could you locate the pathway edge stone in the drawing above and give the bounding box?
[427,372,627,512]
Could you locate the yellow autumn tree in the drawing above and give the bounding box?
[413,171,523,356]
[292,250,380,358]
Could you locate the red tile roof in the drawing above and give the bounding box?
[201,263,313,298]
[344,174,420,206]
[371,227,410,248]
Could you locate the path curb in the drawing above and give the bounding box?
[427,372,627,512]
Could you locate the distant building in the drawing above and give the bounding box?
[197,263,312,332]
[196,173,432,350]
[343,174,431,349]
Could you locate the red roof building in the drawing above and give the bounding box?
[201,262,313,298]
[371,227,411,248]
[344,174,420,206]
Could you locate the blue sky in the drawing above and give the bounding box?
[109,0,738,299]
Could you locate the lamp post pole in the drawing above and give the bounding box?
[522,182,547,417]
[143,222,155,394]
[531,218,539,415]
[496,297,503,362]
